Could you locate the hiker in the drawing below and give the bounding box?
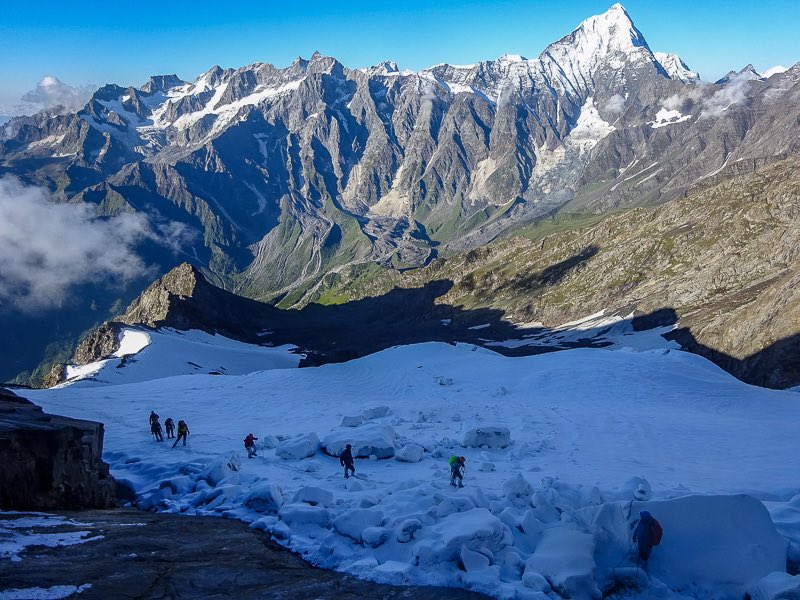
[164,418,175,439]
[149,411,163,442]
[449,455,466,488]
[172,419,190,448]
[633,510,663,572]
[340,443,355,478]
[244,433,258,458]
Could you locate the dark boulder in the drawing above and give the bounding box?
[0,387,116,510]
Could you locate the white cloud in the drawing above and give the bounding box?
[658,74,751,121]
[603,94,625,115]
[3,76,95,117]
[761,65,788,78]
[0,177,192,311]
[662,85,705,112]
[699,72,751,120]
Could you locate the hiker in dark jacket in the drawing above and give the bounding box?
[172,420,190,448]
[164,418,175,439]
[633,510,662,572]
[340,444,355,478]
[244,433,258,458]
[149,411,163,442]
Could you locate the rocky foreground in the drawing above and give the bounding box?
[0,388,115,510]
[0,510,489,600]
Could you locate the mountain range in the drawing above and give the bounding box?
[2,3,799,386]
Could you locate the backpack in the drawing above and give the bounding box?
[449,455,458,466]
[650,518,663,546]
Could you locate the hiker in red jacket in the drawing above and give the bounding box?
[633,510,663,572]
[244,433,258,459]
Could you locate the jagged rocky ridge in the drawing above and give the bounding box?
[0,387,116,509]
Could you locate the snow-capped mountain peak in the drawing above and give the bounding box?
[654,51,701,82]
[536,4,658,96]
[359,60,400,76]
[559,3,648,57]
[715,64,764,85]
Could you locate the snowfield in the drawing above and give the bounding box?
[27,331,800,600]
[59,328,300,387]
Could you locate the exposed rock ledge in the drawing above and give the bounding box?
[0,387,116,510]
[0,509,488,599]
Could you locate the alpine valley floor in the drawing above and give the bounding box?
[20,327,800,600]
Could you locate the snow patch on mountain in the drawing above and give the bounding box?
[58,327,299,387]
[566,97,616,149]
[651,107,692,128]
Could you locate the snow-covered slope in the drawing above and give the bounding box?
[29,341,800,599]
[59,328,300,387]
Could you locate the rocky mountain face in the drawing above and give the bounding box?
[0,387,116,509]
[2,4,799,384]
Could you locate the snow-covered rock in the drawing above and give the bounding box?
[503,473,534,508]
[633,480,652,501]
[435,496,477,519]
[199,455,240,486]
[372,560,412,584]
[292,486,333,507]
[332,508,384,541]
[396,518,423,543]
[591,494,788,598]
[460,546,491,571]
[413,508,513,566]
[322,424,396,458]
[275,432,319,459]
[278,504,331,529]
[521,570,551,592]
[643,495,787,595]
[527,529,600,599]
[340,415,363,427]
[748,572,800,600]
[243,482,283,513]
[362,406,391,420]
[160,475,195,495]
[259,435,279,449]
[395,443,424,463]
[462,426,511,448]
[361,526,391,548]
[519,510,545,547]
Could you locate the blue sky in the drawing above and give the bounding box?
[1,0,797,114]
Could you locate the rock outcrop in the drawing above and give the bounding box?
[0,387,116,510]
